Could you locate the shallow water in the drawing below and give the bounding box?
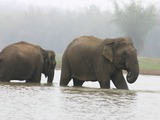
[0,70,160,120]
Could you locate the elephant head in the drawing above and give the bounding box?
[102,37,139,83]
[43,50,56,83]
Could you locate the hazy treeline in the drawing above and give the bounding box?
[0,3,160,57]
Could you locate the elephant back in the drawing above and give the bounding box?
[67,36,101,55]
[0,41,42,65]
[65,36,102,80]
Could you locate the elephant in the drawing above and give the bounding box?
[60,36,139,90]
[0,41,56,83]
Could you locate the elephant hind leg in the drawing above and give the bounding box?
[73,78,84,87]
[0,74,10,82]
[0,78,10,82]
[60,54,72,86]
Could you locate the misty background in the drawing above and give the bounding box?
[0,0,160,57]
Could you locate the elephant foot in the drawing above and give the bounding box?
[60,78,71,86]
[73,78,84,86]
[99,81,110,89]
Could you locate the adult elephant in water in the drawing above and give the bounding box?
[0,41,56,83]
[60,36,139,90]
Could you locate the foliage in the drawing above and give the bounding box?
[0,5,116,53]
[0,3,160,57]
[113,1,159,52]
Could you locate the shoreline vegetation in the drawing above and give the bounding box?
[55,55,160,76]
[138,57,160,76]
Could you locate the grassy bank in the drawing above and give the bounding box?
[138,57,160,75]
[55,54,62,69]
[55,54,160,75]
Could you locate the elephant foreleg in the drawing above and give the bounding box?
[97,75,110,89]
[111,70,129,90]
[33,72,41,83]
[73,78,84,87]
[32,65,42,83]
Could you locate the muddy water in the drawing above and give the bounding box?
[0,70,160,120]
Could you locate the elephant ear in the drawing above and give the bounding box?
[48,52,54,71]
[48,51,56,70]
[102,43,113,63]
[43,52,53,77]
[48,53,52,66]
[44,58,49,77]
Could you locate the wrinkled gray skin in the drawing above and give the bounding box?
[0,41,56,83]
[60,36,139,90]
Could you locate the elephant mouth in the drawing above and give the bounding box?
[126,69,139,84]
[126,71,131,80]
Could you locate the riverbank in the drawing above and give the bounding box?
[55,56,160,76]
[138,57,160,75]
[140,69,160,76]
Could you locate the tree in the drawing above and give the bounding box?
[113,1,159,53]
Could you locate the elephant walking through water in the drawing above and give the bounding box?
[60,36,139,90]
[0,41,56,83]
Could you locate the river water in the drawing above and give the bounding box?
[0,70,160,120]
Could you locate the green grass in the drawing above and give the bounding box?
[55,53,62,63]
[55,54,62,69]
[138,57,160,71]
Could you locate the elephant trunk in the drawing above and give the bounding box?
[126,67,139,83]
[126,56,139,83]
[47,71,54,83]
